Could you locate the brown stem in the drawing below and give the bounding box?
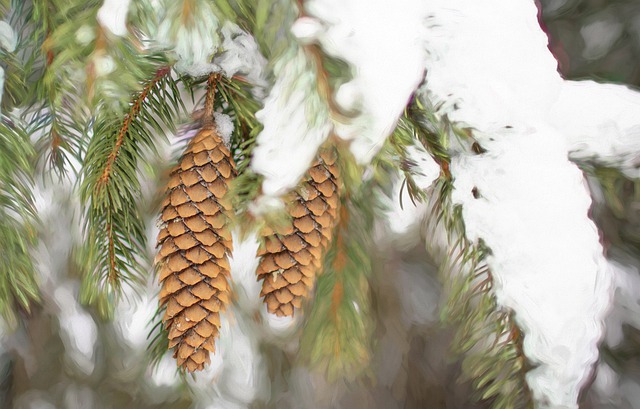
[203,72,221,128]
[96,66,171,192]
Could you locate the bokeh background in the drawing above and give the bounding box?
[2,1,640,408]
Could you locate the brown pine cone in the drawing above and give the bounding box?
[256,148,340,317]
[156,125,236,372]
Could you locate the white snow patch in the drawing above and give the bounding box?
[228,232,262,310]
[216,22,267,89]
[156,2,221,76]
[97,0,131,36]
[291,17,324,44]
[591,362,620,405]
[306,0,427,164]
[550,81,640,177]
[384,179,427,241]
[214,112,234,146]
[188,313,267,409]
[75,25,96,46]
[423,0,562,133]
[405,144,440,191]
[0,21,16,52]
[385,144,439,238]
[251,48,331,198]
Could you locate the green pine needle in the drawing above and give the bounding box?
[0,115,41,328]
[78,69,183,318]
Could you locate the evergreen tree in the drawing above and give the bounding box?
[0,0,639,408]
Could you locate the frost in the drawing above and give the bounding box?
[214,112,234,146]
[97,0,131,36]
[306,0,427,164]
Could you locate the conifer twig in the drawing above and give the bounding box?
[96,66,172,192]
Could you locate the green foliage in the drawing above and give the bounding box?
[299,150,375,381]
[406,94,532,408]
[78,69,184,318]
[433,176,532,409]
[0,115,40,328]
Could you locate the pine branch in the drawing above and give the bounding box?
[299,148,375,380]
[431,177,532,409]
[96,66,172,193]
[0,115,40,328]
[407,96,533,408]
[78,68,183,318]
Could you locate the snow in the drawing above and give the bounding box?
[250,48,331,197]
[304,0,427,164]
[215,22,268,89]
[418,0,632,407]
[450,130,611,408]
[405,144,441,192]
[97,0,131,36]
[550,81,640,177]
[214,112,234,146]
[156,2,221,76]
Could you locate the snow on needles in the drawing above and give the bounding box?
[304,0,427,165]
[251,47,332,198]
[156,1,221,76]
[422,0,617,407]
[252,0,428,200]
[451,130,611,408]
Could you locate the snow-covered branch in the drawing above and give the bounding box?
[418,1,620,407]
[550,81,640,177]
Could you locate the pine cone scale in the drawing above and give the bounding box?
[256,149,340,317]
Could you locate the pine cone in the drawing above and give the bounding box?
[257,148,340,317]
[156,125,236,372]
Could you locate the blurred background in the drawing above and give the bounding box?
[2,1,640,408]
